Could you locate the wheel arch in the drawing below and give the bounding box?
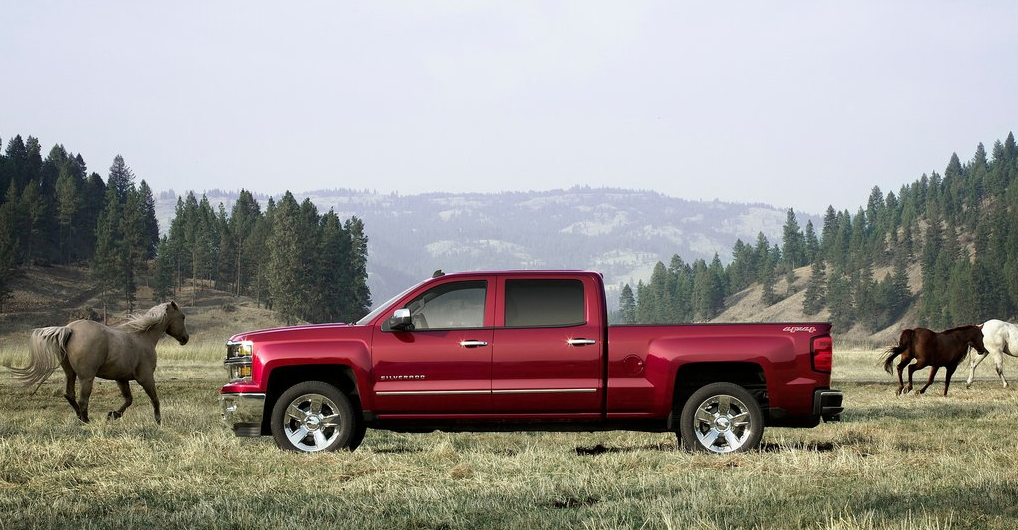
[669,361,767,429]
[261,364,361,435]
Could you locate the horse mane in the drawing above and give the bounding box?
[942,324,980,334]
[117,304,169,333]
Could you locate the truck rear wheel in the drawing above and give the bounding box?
[271,381,359,452]
[679,382,763,453]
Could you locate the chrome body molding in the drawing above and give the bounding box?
[376,388,597,396]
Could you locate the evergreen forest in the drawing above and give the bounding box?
[617,132,1018,332]
[0,134,370,324]
[4,130,1017,332]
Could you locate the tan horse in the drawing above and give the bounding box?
[4,302,189,424]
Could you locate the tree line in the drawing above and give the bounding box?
[618,132,1018,332]
[0,133,371,324]
[155,189,370,324]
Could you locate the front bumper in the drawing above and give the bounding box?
[220,392,266,437]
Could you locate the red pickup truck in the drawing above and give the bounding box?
[220,270,842,454]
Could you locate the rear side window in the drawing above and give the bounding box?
[504,279,585,328]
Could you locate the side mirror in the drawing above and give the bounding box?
[389,308,414,332]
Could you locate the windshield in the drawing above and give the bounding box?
[354,278,429,326]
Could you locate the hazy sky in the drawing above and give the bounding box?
[3,1,1016,214]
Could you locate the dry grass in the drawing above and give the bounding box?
[2,346,1018,529]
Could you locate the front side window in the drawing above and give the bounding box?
[504,279,585,328]
[401,280,487,330]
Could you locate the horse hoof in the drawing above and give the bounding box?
[108,411,122,420]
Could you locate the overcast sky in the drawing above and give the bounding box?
[2,1,1016,214]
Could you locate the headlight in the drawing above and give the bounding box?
[226,340,254,359]
[226,361,253,381]
[225,340,254,382]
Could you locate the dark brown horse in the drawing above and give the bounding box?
[4,302,189,423]
[883,325,987,396]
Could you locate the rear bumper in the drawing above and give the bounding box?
[220,392,266,437]
[767,388,843,427]
[814,388,843,422]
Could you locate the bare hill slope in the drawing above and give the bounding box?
[0,265,288,352]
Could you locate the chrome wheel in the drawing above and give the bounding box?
[271,381,358,453]
[282,393,343,452]
[691,395,753,453]
[680,383,764,454]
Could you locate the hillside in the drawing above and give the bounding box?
[0,264,288,352]
[1,263,908,349]
[155,187,818,304]
[713,261,925,348]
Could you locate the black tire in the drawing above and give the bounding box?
[349,421,367,452]
[679,382,764,454]
[270,381,359,453]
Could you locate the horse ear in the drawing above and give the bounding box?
[170,301,178,310]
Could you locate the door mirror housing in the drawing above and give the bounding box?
[389,308,414,331]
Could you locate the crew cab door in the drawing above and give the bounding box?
[371,278,494,415]
[491,275,603,414]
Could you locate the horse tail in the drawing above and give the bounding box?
[4,326,72,393]
[884,329,916,374]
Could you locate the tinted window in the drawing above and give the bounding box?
[504,279,585,327]
[402,281,486,330]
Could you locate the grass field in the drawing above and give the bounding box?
[2,343,1017,530]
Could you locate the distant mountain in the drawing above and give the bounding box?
[155,187,818,306]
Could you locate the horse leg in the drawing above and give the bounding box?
[919,366,939,394]
[109,380,133,420]
[993,352,1009,388]
[77,376,94,423]
[912,364,928,392]
[967,349,988,388]
[137,375,161,425]
[943,363,959,396]
[896,360,909,395]
[61,364,82,418]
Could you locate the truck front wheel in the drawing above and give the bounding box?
[679,382,763,453]
[271,381,359,452]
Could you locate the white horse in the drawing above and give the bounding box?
[966,319,1018,388]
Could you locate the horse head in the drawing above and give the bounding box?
[165,301,190,345]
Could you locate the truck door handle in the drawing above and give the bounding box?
[567,338,597,346]
[459,340,489,348]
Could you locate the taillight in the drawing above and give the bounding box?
[811,335,833,373]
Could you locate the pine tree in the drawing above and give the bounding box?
[648,261,671,323]
[781,208,807,269]
[137,180,159,259]
[804,221,819,263]
[54,167,79,263]
[91,185,122,321]
[618,284,636,324]
[267,192,307,324]
[343,216,371,320]
[826,273,855,333]
[153,236,175,302]
[19,180,46,264]
[802,259,826,316]
[635,281,652,324]
[0,190,21,311]
[228,190,261,296]
[120,185,145,310]
[668,255,693,322]
[854,264,878,331]
[317,210,348,323]
[106,155,133,201]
